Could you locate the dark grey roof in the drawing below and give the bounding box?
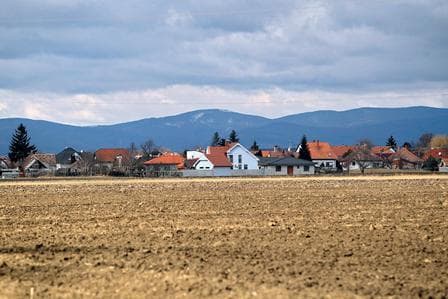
[259,157,314,166]
[56,147,80,164]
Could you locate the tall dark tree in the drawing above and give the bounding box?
[386,135,397,150]
[298,135,312,161]
[217,138,226,146]
[250,140,259,151]
[402,142,412,150]
[211,132,220,146]
[229,130,239,143]
[8,123,37,168]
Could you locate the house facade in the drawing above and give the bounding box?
[23,153,57,176]
[144,153,184,177]
[226,143,259,170]
[94,148,131,174]
[259,157,315,176]
[298,141,338,172]
[389,148,423,169]
[186,151,214,170]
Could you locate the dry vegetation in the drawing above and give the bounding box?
[1,175,447,298]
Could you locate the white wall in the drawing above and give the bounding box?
[228,145,259,170]
[187,151,206,160]
[195,159,213,170]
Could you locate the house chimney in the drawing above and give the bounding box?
[317,140,320,147]
[273,145,278,152]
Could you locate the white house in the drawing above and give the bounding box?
[225,143,259,170]
[297,141,338,172]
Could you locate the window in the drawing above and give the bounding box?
[205,166,210,169]
[326,162,332,167]
[229,155,233,163]
[238,155,242,163]
[304,165,309,172]
[352,161,356,166]
[244,164,248,170]
[275,166,282,172]
[200,167,204,169]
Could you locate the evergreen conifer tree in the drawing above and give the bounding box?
[298,135,312,161]
[211,132,220,146]
[250,140,259,151]
[8,123,37,166]
[386,135,398,150]
[229,130,239,143]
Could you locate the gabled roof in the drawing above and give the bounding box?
[259,157,315,166]
[185,158,199,169]
[332,145,353,158]
[389,148,423,164]
[206,153,232,167]
[307,141,337,160]
[56,147,80,164]
[0,156,11,169]
[24,153,57,169]
[206,142,236,155]
[95,148,130,163]
[227,143,259,161]
[144,153,185,169]
[341,147,382,162]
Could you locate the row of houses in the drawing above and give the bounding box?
[1,140,447,178]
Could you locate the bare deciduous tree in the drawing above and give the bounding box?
[343,141,378,175]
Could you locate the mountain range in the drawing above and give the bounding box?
[0,106,447,155]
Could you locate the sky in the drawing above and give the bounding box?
[0,0,447,125]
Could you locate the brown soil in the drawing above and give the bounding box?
[1,176,447,298]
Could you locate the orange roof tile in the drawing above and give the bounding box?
[95,148,130,163]
[424,148,448,160]
[389,148,423,164]
[331,145,353,158]
[308,141,337,160]
[206,153,232,167]
[144,154,185,169]
[372,146,395,155]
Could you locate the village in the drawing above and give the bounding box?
[1,125,447,179]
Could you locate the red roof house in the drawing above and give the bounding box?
[95,148,130,163]
[331,145,353,159]
[424,148,448,160]
[144,153,185,170]
[307,141,337,160]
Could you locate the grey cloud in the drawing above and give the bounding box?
[0,0,447,121]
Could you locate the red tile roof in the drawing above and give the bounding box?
[206,153,232,167]
[372,146,395,156]
[95,148,130,163]
[308,141,337,160]
[204,143,237,167]
[259,150,287,158]
[424,148,448,160]
[389,148,423,164]
[331,145,353,158]
[144,153,185,169]
[206,142,237,155]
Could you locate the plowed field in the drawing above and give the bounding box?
[1,176,447,298]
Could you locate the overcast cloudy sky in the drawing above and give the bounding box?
[0,0,447,124]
